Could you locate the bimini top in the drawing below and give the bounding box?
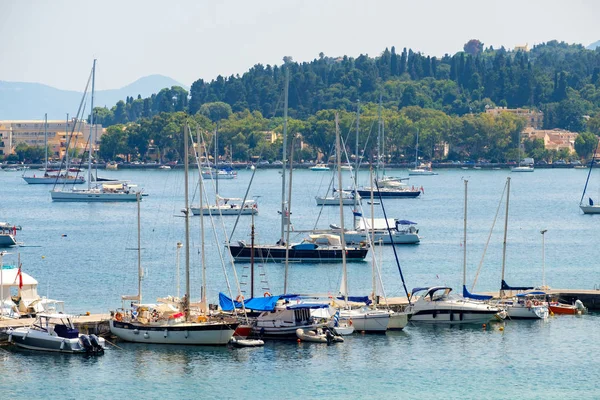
[0,266,38,287]
[411,286,452,297]
[285,303,330,310]
[307,234,342,246]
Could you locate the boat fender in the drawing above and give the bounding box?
[432,310,437,318]
[459,313,464,321]
[7,328,12,343]
[264,292,272,297]
[236,295,244,302]
[60,339,66,350]
[526,300,532,308]
[533,300,540,306]
[164,329,168,338]
[348,319,353,326]
[115,312,123,322]
[133,329,139,335]
[144,332,149,339]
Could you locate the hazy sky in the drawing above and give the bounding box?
[1,0,599,91]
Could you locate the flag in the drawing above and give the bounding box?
[333,310,340,327]
[17,265,23,289]
[352,210,362,217]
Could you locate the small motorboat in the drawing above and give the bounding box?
[230,337,265,348]
[7,313,105,354]
[549,300,586,315]
[296,328,343,344]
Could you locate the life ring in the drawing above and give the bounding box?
[348,319,353,326]
[264,292,272,297]
[533,300,541,306]
[115,312,123,322]
[236,295,244,302]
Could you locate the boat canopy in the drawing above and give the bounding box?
[308,234,342,246]
[501,280,534,291]
[219,292,280,311]
[516,291,546,297]
[462,285,493,300]
[336,295,371,305]
[285,303,330,310]
[396,220,417,225]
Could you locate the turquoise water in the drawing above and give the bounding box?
[1,167,600,398]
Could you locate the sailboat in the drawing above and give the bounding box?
[496,177,548,319]
[200,129,237,180]
[50,60,143,202]
[406,180,500,324]
[511,132,534,172]
[22,114,86,185]
[579,144,600,213]
[109,125,239,345]
[408,129,438,176]
[227,68,368,263]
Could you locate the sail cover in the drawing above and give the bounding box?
[501,280,534,291]
[219,292,280,311]
[462,285,492,300]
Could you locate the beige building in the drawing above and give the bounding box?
[0,119,105,159]
[485,107,543,129]
[522,127,577,153]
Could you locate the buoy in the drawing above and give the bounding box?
[41,256,45,259]
[297,338,301,343]
[61,234,67,237]
[499,326,504,331]
[86,311,90,316]
[482,323,486,329]
[361,330,366,334]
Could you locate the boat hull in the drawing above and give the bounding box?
[342,230,420,245]
[549,304,579,315]
[387,311,411,330]
[356,189,421,198]
[339,309,390,333]
[408,169,437,176]
[0,234,17,247]
[580,205,600,214]
[23,176,85,184]
[109,320,238,345]
[50,190,140,202]
[228,244,368,263]
[315,197,358,206]
[191,206,257,216]
[505,304,548,319]
[8,329,104,353]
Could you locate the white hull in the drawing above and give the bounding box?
[315,197,358,206]
[23,176,85,184]
[342,230,420,245]
[191,205,258,215]
[580,205,600,214]
[387,311,410,330]
[408,169,437,176]
[409,309,496,325]
[511,166,534,172]
[339,309,390,332]
[110,320,237,345]
[504,304,548,319]
[50,190,140,202]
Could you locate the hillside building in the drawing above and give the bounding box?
[522,127,577,153]
[485,107,543,129]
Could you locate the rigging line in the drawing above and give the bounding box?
[471,178,508,291]
[580,140,599,205]
[374,179,412,304]
[312,169,336,230]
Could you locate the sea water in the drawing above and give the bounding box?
[1,167,599,399]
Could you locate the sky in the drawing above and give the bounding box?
[1,0,599,91]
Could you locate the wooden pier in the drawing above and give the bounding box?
[0,313,111,342]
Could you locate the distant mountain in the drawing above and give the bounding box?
[587,40,600,50]
[0,75,188,120]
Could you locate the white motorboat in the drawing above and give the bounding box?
[330,218,420,245]
[7,313,105,354]
[405,287,500,325]
[0,225,17,247]
[408,166,438,176]
[315,190,360,206]
[191,197,258,216]
[310,163,330,171]
[230,337,264,348]
[158,165,171,170]
[201,168,237,179]
[511,165,534,172]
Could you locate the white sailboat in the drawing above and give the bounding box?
[408,129,438,176]
[579,145,600,213]
[22,114,86,185]
[511,132,534,172]
[50,60,142,202]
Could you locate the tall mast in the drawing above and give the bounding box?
[463,179,468,288]
[215,125,219,198]
[279,66,289,243]
[336,113,348,304]
[500,177,511,297]
[283,135,295,294]
[377,96,382,179]
[184,123,191,321]
[370,167,376,304]
[197,128,207,309]
[354,100,360,228]
[87,60,96,190]
[415,129,419,168]
[43,114,48,172]
[136,191,142,303]
[250,213,255,298]
[65,113,69,170]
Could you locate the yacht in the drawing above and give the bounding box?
[329,218,420,245]
[356,177,422,198]
[191,197,258,216]
[315,190,360,206]
[310,163,330,171]
[405,286,500,324]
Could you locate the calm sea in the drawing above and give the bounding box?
[1,166,599,399]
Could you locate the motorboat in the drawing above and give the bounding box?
[329,218,420,245]
[7,313,105,354]
[357,177,422,198]
[315,190,360,206]
[405,286,500,325]
[0,223,18,247]
[201,168,237,180]
[191,197,258,216]
[228,233,368,263]
[310,163,330,171]
[158,165,171,170]
[23,173,86,185]
[511,165,534,172]
[549,299,586,315]
[408,166,438,176]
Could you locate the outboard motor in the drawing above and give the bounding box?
[80,335,94,353]
[575,299,586,312]
[89,334,104,354]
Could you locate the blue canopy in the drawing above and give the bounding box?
[501,280,534,291]
[397,220,417,225]
[462,285,493,300]
[336,296,372,305]
[516,291,546,297]
[219,292,280,311]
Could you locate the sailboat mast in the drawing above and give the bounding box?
[215,125,219,198]
[44,114,48,172]
[65,113,69,170]
[87,60,96,190]
[415,129,419,168]
[137,192,142,303]
[354,100,360,227]
[184,123,191,321]
[370,167,376,304]
[377,96,382,179]
[280,67,289,244]
[336,113,348,303]
[198,129,207,309]
[463,179,468,288]
[250,213,255,298]
[283,135,295,294]
[500,177,511,297]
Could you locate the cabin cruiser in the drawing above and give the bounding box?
[406,286,499,325]
[328,218,420,245]
[356,177,422,198]
[7,313,105,354]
